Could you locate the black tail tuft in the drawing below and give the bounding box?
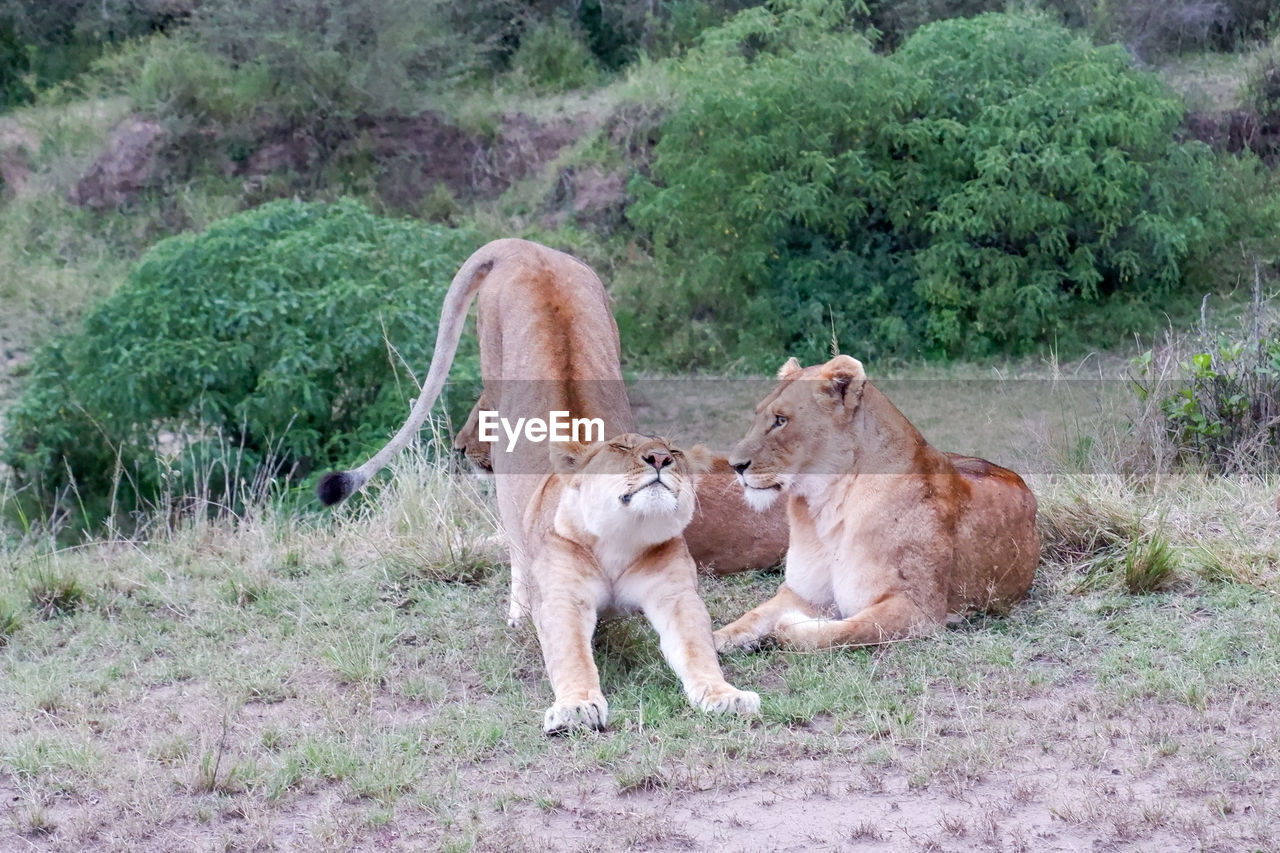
[317,471,356,506]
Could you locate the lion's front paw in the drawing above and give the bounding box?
[543,694,608,735]
[691,683,761,716]
[507,597,528,629]
[713,626,759,653]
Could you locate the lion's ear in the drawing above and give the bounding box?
[776,357,803,380]
[819,354,866,408]
[683,444,714,476]
[550,440,594,475]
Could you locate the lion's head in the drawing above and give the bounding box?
[552,433,711,546]
[729,355,866,511]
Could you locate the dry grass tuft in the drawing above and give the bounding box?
[1038,491,1139,572]
[22,561,89,619]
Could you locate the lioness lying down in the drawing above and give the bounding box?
[532,434,760,733]
[716,355,1039,651]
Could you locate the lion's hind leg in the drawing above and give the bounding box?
[713,584,819,652]
[773,594,937,650]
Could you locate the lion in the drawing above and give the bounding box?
[318,239,785,622]
[529,433,760,732]
[453,408,789,575]
[714,355,1039,652]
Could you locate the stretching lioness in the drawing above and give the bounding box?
[715,355,1039,651]
[531,434,759,733]
[453,404,789,576]
[319,240,785,623]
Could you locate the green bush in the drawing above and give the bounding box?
[2,199,480,529]
[0,0,182,107]
[627,9,1270,366]
[509,14,600,92]
[863,0,1005,46]
[189,0,525,117]
[1244,36,1280,120]
[1137,315,1280,474]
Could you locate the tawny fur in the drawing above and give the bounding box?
[528,434,759,733]
[453,402,788,578]
[319,238,784,619]
[715,355,1040,652]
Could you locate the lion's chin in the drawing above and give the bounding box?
[621,482,681,517]
[741,484,783,513]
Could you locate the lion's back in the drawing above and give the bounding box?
[946,453,1039,613]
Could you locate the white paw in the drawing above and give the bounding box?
[692,684,761,716]
[775,610,810,631]
[543,695,608,734]
[507,598,527,628]
[713,627,758,653]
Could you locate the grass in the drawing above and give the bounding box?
[1157,49,1254,112]
[0,427,1276,849]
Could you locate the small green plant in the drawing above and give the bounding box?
[24,565,87,619]
[324,632,391,687]
[1136,281,1280,474]
[1124,532,1178,594]
[0,598,22,644]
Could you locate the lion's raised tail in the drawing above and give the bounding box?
[317,243,502,506]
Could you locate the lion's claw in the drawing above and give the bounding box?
[692,684,761,716]
[543,695,608,734]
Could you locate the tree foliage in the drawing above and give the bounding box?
[2,199,479,526]
[627,9,1271,366]
[0,0,183,107]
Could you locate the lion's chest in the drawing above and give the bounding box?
[782,487,898,618]
[783,539,838,612]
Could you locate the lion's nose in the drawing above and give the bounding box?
[731,459,750,475]
[643,450,673,471]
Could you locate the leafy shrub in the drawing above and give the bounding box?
[627,9,1269,366]
[863,0,1005,46]
[894,13,1244,353]
[146,0,526,143]
[1137,305,1280,474]
[571,0,755,66]
[1244,36,1280,120]
[0,0,184,106]
[509,15,600,92]
[2,199,480,528]
[129,34,247,123]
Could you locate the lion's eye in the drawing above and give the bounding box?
[671,449,684,458]
[609,443,632,453]
[772,414,788,430]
